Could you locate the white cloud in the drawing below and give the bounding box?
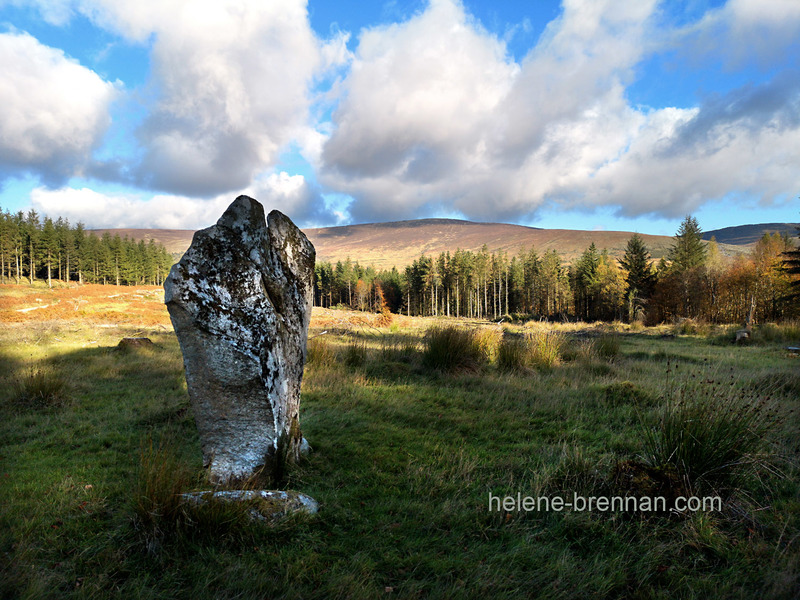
[319,0,658,222]
[18,0,336,197]
[0,0,75,26]
[82,0,324,196]
[591,78,800,216]
[30,172,332,229]
[317,0,800,224]
[8,0,800,227]
[0,32,117,184]
[320,0,519,220]
[678,0,800,68]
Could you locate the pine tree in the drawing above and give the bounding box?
[668,215,707,272]
[620,234,655,296]
[620,234,656,320]
[782,224,800,305]
[573,243,599,320]
[41,217,57,287]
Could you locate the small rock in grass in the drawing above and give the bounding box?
[117,337,153,349]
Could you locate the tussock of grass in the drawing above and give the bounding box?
[641,370,783,496]
[604,381,650,406]
[473,327,502,363]
[526,330,564,369]
[132,435,195,538]
[673,318,711,336]
[422,325,487,372]
[629,320,645,332]
[306,336,335,368]
[562,337,597,362]
[496,336,528,372]
[9,363,69,408]
[132,435,261,549]
[342,339,368,367]
[596,333,621,359]
[754,321,800,344]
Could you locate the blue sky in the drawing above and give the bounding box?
[0,0,798,236]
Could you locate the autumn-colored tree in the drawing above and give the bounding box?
[353,279,367,311]
[589,250,626,321]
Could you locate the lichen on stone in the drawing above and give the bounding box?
[164,195,315,486]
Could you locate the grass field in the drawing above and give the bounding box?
[1,284,799,599]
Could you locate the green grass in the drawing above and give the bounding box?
[422,325,490,372]
[641,366,784,497]
[526,329,564,369]
[9,362,70,408]
[496,336,528,372]
[1,321,799,598]
[342,338,368,367]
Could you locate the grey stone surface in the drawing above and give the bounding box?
[181,489,319,522]
[164,195,315,484]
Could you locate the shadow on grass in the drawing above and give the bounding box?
[3,328,799,599]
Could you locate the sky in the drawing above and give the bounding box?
[0,0,799,236]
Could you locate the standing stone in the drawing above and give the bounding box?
[164,196,315,485]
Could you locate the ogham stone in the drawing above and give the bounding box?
[164,195,315,485]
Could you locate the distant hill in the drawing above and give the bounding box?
[89,228,196,256]
[703,223,799,245]
[90,218,755,270]
[304,219,682,269]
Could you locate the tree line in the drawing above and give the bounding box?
[315,216,799,325]
[5,203,795,325]
[0,208,173,287]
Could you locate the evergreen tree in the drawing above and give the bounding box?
[620,233,656,321]
[0,210,11,282]
[668,215,707,272]
[41,217,57,287]
[620,234,655,297]
[573,243,599,320]
[781,224,800,306]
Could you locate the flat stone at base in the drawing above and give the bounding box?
[181,489,318,522]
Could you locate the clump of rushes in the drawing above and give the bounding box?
[343,339,368,367]
[641,367,784,497]
[306,335,335,368]
[10,363,68,408]
[473,327,502,363]
[595,333,620,359]
[132,435,194,540]
[526,330,564,369]
[422,325,486,372]
[496,336,528,372]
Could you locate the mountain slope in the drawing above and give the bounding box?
[304,219,679,269]
[90,218,753,269]
[703,223,799,245]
